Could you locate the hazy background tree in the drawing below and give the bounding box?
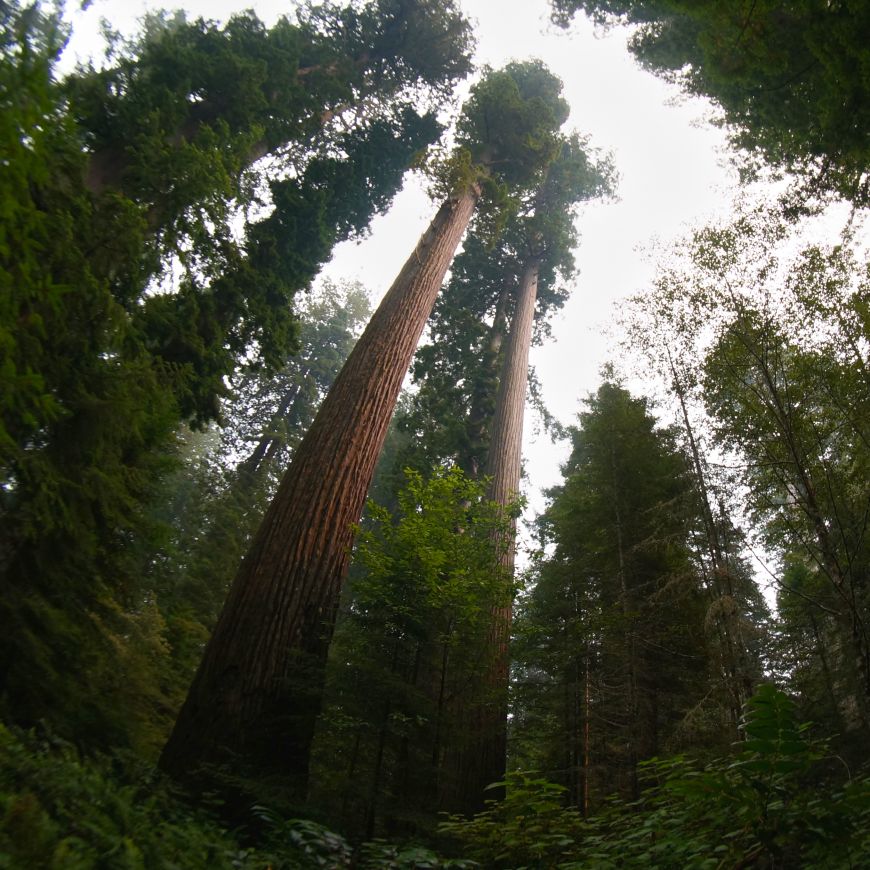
[625,204,870,758]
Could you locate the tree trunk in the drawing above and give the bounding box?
[665,347,753,728]
[441,259,539,814]
[160,184,480,799]
[610,439,640,801]
[746,331,870,709]
[236,373,309,482]
[583,655,591,817]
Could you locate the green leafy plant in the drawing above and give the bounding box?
[441,687,870,868]
[0,723,270,868]
[357,839,476,869]
[439,773,586,868]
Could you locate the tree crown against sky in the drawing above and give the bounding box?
[397,131,615,478]
[551,0,870,206]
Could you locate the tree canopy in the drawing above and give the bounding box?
[0,0,472,745]
[552,0,870,205]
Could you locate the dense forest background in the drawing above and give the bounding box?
[2,0,870,867]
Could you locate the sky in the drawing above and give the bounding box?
[64,0,741,555]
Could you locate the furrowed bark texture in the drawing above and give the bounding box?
[160,186,480,795]
[441,259,539,814]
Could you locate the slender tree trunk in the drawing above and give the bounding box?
[341,728,363,828]
[569,655,584,808]
[665,347,753,726]
[809,612,846,732]
[747,335,870,708]
[442,259,539,814]
[583,655,591,817]
[486,259,540,528]
[160,184,480,799]
[236,373,310,482]
[563,666,575,803]
[610,438,640,800]
[366,639,400,841]
[432,635,451,772]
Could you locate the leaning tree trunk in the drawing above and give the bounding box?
[160,184,480,800]
[441,258,540,814]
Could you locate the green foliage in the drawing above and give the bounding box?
[551,1,870,205]
[426,59,574,212]
[512,381,716,804]
[8,690,864,869]
[0,723,268,868]
[631,204,870,740]
[0,0,469,749]
[311,467,516,837]
[457,60,569,190]
[439,773,586,868]
[356,839,475,869]
[0,722,477,869]
[442,686,870,868]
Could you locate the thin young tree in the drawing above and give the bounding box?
[160,62,572,801]
[627,205,870,747]
[620,289,764,735]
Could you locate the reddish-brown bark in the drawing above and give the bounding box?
[486,260,539,525]
[440,259,540,814]
[160,184,480,796]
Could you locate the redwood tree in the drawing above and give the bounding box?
[0,0,473,747]
[160,62,572,801]
[439,135,614,812]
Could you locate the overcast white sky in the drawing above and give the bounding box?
[65,0,741,552]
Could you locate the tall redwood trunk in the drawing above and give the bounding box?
[160,185,480,797]
[442,259,539,814]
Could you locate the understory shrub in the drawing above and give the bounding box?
[441,686,870,868]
